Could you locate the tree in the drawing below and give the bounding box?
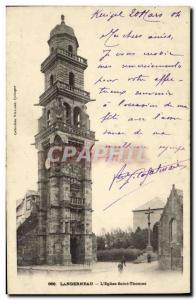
[97,236,106,250]
[96,226,154,251]
[132,227,153,250]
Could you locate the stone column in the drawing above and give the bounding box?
[83,207,93,264]
[82,143,93,264]
[37,143,47,264]
[60,176,71,265]
[46,169,60,265]
[70,106,74,127]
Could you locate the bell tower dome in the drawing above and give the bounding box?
[48,15,79,54]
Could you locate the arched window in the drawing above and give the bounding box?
[50,74,54,86]
[68,45,73,55]
[63,102,71,125]
[47,110,51,126]
[69,72,74,89]
[54,135,62,145]
[73,107,81,127]
[169,218,177,242]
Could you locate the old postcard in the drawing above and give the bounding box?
[6,6,191,294]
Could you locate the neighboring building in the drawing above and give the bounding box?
[132,197,165,232]
[17,15,95,266]
[159,185,183,271]
[16,190,40,229]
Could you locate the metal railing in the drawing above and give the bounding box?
[35,121,95,141]
[57,81,90,98]
[39,80,90,103]
[57,48,87,65]
[41,48,87,71]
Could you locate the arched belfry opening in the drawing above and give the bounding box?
[68,45,73,55]
[63,102,71,125]
[69,72,75,89]
[50,74,54,86]
[73,107,81,127]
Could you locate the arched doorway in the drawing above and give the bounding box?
[70,236,77,264]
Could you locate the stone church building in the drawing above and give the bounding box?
[158,185,183,270]
[17,16,95,266]
[132,197,165,232]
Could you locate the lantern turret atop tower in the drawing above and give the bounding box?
[48,15,79,54]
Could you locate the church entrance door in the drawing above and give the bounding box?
[70,236,77,264]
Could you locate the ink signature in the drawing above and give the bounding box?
[109,159,189,190]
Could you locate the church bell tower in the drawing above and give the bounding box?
[35,15,95,265]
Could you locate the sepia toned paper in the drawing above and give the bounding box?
[6,6,191,295]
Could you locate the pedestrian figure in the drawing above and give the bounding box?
[118,262,123,273]
[147,253,151,263]
[121,255,126,267]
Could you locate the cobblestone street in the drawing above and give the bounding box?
[18,261,185,294]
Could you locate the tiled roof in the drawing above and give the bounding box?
[133,197,166,212]
[26,190,39,197]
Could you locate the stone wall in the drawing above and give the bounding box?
[17,215,40,266]
[158,185,183,271]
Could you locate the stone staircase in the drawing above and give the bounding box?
[133,251,158,264]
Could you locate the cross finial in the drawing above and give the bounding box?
[145,207,154,222]
[61,14,65,24]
